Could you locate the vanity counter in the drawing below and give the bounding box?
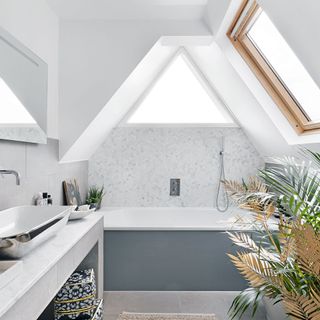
[0,213,104,320]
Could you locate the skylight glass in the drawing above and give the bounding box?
[127,54,234,124]
[248,12,320,122]
[0,78,36,124]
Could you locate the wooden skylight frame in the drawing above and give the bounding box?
[227,0,320,134]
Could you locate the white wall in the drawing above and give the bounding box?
[59,5,320,161]
[89,127,264,207]
[60,41,178,162]
[0,1,89,209]
[59,20,210,160]
[204,0,232,34]
[0,139,88,210]
[0,0,59,138]
[186,43,294,157]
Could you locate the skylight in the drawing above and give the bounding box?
[228,0,320,133]
[248,11,320,123]
[126,53,234,125]
[0,78,36,125]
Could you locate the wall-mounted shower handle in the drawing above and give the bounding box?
[170,179,180,196]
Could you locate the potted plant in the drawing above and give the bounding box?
[85,185,105,210]
[224,150,320,320]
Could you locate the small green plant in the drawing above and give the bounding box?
[85,185,105,209]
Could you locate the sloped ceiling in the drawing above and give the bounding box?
[59,20,212,162]
[186,44,293,158]
[60,41,178,162]
[204,0,232,34]
[47,0,208,20]
[55,0,320,162]
[61,36,295,162]
[56,0,237,162]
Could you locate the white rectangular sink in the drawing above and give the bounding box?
[0,260,22,290]
[0,206,73,258]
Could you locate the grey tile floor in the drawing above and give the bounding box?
[103,291,266,320]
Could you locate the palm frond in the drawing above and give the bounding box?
[227,232,277,262]
[282,289,320,320]
[223,177,275,214]
[301,149,320,171]
[228,252,280,289]
[293,224,320,276]
[227,149,320,319]
[247,176,269,193]
[260,157,320,229]
[228,287,265,320]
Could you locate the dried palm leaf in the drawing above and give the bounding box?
[282,289,320,320]
[247,176,269,194]
[226,149,320,319]
[223,179,246,194]
[223,177,276,216]
[293,224,320,277]
[227,232,277,262]
[280,235,295,263]
[228,252,280,289]
[277,217,295,262]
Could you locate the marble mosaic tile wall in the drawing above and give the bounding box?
[89,127,264,207]
[0,138,88,210]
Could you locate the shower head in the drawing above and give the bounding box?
[219,136,224,155]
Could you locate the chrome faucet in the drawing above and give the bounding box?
[0,169,21,185]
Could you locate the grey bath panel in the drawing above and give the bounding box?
[104,231,248,291]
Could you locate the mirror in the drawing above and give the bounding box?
[0,26,47,144]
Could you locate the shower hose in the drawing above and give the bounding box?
[216,149,229,212]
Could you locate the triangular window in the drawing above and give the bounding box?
[125,51,235,125]
[0,77,36,125]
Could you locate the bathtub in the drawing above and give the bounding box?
[101,207,275,291]
[102,207,273,231]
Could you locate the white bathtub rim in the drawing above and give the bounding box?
[101,207,278,231]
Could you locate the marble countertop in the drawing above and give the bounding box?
[0,213,103,319]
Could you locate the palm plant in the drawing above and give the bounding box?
[223,149,320,319]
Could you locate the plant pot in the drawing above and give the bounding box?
[263,297,288,320]
[89,201,101,211]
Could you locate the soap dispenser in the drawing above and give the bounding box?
[42,192,48,205]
